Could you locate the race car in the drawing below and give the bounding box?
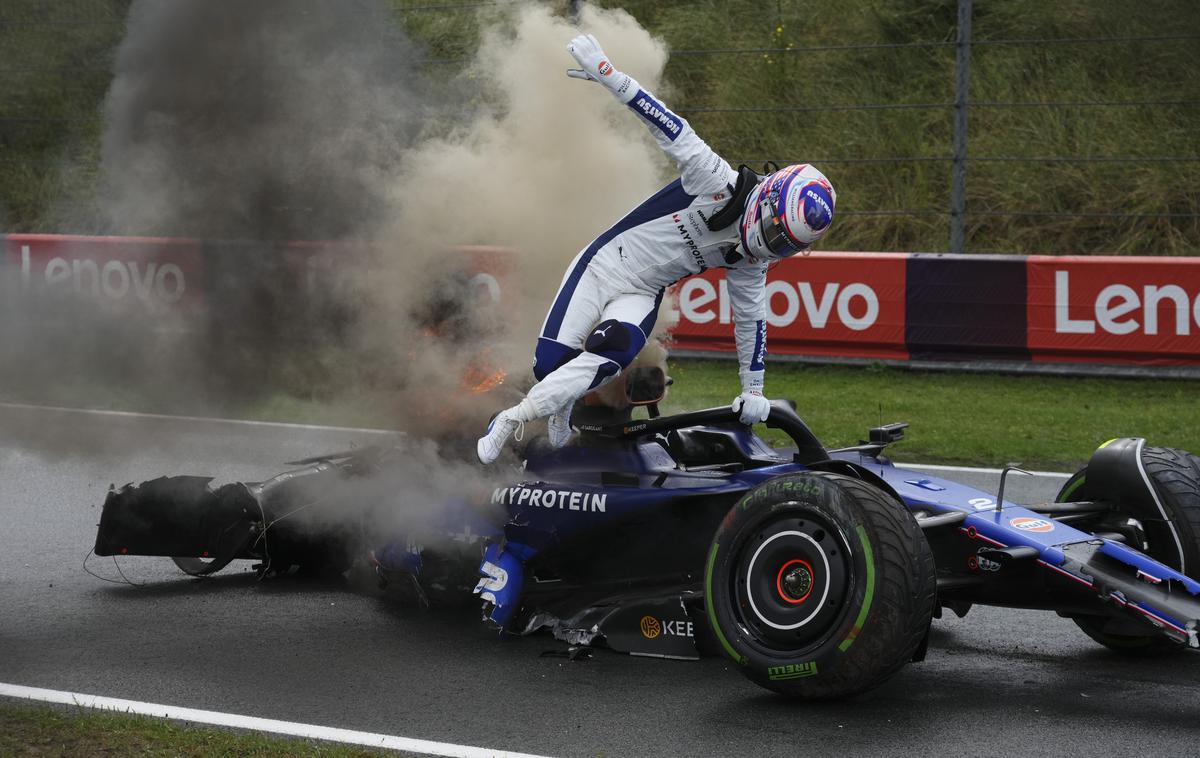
[93,368,1200,699]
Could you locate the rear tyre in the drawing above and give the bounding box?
[171,555,231,576]
[1059,446,1200,655]
[705,471,935,699]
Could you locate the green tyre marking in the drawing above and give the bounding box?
[767,661,819,681]
[704,543,747,665]
[1059,474,1087,502]
[838,525,876,653]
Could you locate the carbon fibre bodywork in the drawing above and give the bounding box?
[466,403,1200,656]
[94,401,1200,661]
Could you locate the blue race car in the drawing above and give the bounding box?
[94,369,1200,699]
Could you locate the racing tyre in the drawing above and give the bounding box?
[705,471,936,699]
[171,555,231,576]
[1059,445,1200,655]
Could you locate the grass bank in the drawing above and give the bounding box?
[3,0,1197,253]
[661,360,1200,471]
[0,703,394,758]
[6,359,1196,471]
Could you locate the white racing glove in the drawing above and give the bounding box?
[731,368,769,424]
[566,33,637,104]
[731,391,770,425]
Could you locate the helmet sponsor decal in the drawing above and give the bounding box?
[802,183,834,232]
[1010,516,1054,533]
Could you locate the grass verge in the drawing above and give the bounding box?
[5,358,1197,471]
[0,703,396,757]
[662,360,1200,471]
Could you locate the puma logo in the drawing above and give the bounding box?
[593,325,612,338]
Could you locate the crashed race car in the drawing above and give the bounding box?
[93,367,1200,699]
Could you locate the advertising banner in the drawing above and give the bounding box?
[6,235,1196,368]
[905,254,1029,362]
[1027,255,1200,365]
[4,234,206,314]
[670,252,909,360]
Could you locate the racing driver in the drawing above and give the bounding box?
[477,33,837,464]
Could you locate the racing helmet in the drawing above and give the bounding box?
[739,164,836,260]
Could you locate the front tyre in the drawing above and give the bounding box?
[1059,444,1200,655]
[705,472,935,699]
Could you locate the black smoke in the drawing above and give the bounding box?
[0,0,496,418]
[100,0,429,241]
[4,0,673,436]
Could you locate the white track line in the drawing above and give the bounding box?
[0,683,550,758]
[897,462,1071,478]
[0,401,398,436]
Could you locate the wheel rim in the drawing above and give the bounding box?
[732,506,852,651]
[776,558,814,604]
[171,555,235,576]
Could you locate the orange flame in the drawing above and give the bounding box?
[460,347,506,394]
[462,366,507,395]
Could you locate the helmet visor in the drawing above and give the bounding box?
[756,193,809,259]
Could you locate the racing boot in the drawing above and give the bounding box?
[547,403,575,449]
[476,398,536,464]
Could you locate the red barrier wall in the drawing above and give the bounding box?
[6,235,1197,367]
[4,234,513,310]
[1027,255,1200,365]
[670,252,910,360]
[5,234,205,313]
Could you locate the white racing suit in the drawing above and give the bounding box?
[524,85,768,418]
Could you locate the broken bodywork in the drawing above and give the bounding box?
[93,392,1200,693]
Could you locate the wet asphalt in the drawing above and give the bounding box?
[1,403,1197,757]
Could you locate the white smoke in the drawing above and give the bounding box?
[350,1,676,432]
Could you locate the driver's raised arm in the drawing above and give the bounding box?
[567,34,734,197]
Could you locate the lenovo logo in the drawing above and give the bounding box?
[680,277,879,331]
[1054,270,1200,336]
[17,243,187,305]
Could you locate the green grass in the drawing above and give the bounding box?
[0,0,126,233]
[595,0,1200,255]
[0,703,398,757]
[662,359,1200,470]
[2,0,1197,253]
[7,359,1194,472]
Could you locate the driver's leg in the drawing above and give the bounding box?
[524,288,663,419]
[476,265,604,464]
[476,282,661,463]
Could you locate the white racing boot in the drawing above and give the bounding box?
[477,399,537,465]
[547,403,575,449]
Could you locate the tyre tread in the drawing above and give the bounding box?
[1066,445,1200,655]
[1141,447,1200,572]
[715,472,936,699]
